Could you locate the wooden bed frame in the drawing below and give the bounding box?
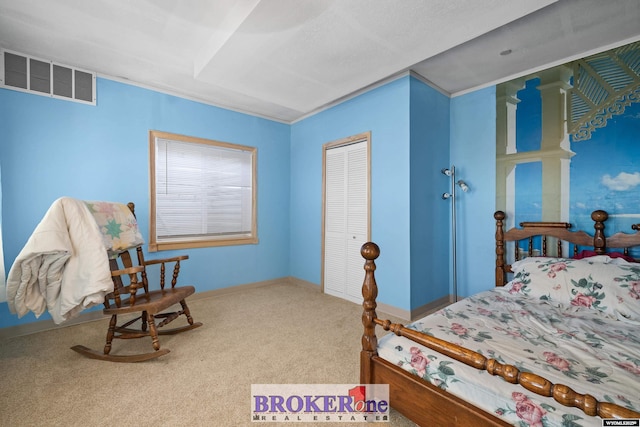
[360,210,640,426]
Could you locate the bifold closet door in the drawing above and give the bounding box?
[323,139,369,304]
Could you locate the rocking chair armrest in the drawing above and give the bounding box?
[143,255,189,266]
[141,255,188,290]
[111,265,145,277]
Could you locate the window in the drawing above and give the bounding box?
[149,130,257,251]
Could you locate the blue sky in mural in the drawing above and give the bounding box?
[514,77,640,245]
[514,78,542,223]
[571,99,640,235]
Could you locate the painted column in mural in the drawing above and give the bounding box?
[495,79,524,230]
[537,66,575,224]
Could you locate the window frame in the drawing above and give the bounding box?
[149,130,258,252]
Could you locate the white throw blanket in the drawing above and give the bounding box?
[6,197,113,324]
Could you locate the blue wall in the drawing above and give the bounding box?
[409,78,451,308]
[450,87,497,297]
[289,75,490,312]
[0,78,291,327]
[290,77,412,310]
[1,73,501,328]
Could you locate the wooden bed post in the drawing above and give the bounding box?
[357,212,640,425]
[360,242,380,384]
[494,211,506,287]
[591,210,607,254]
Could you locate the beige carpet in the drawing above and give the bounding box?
[0,282,416,427]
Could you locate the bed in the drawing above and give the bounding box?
[360,210,640,426]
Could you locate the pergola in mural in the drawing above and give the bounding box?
[569,41,640,142]
[496,41,640,235]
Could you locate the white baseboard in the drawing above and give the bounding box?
[0,277,451,339]
[374,295,450,322]
[0,309,107,340]
[0,277,308,339]
[409,295,452,320]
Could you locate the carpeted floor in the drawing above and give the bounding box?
[0,282,416,426]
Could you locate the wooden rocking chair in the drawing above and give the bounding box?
[71,202,202,362]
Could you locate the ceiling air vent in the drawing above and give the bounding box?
[1,49,96,105]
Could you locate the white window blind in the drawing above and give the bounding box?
[150,131,257,250]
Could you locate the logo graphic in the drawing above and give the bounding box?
[251,384,389,423]
[602,420,640,427]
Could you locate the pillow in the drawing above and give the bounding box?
[573,249,636,263]
[85,201,145,257]
[505,256,640,321]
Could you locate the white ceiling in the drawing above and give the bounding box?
[1,0,639,123]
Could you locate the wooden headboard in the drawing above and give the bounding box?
[495,210,640,287]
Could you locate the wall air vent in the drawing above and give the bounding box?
[1,49,96,105]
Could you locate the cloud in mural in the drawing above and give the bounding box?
[601,172,640,191]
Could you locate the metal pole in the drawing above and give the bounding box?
[450,166,458,303]
[442,166,458,303]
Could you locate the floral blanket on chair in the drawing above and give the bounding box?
[84,201,144,257]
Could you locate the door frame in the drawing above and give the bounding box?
[321,131,372,295]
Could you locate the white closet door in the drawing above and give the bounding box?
[324,148,347,296]
[324,139,369,304]
[345,144,368,301]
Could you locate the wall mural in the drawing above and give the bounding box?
[497,40,640,256]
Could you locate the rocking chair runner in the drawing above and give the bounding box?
[71,202,202,362]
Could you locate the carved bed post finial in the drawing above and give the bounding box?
[494,211,506,287]
[591,210,608,254]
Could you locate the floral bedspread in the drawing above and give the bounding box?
[377,288,640,426]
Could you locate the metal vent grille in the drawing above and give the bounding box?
[0,49,95,105]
